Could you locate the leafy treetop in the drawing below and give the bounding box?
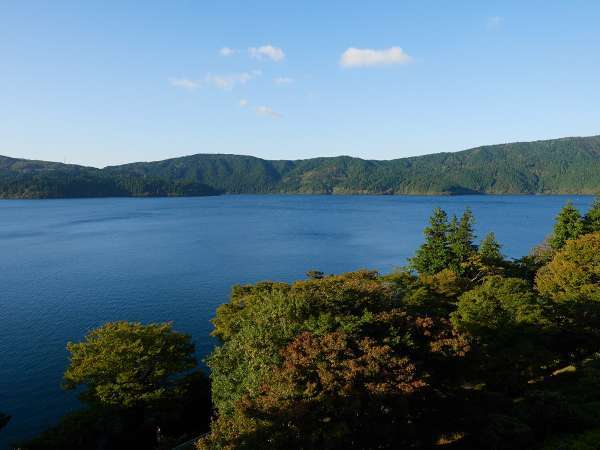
[550,201,584,250]
[63,321,196,408]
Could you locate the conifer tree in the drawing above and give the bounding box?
[583,196,600,234]
[550,201,584,250]
[449,208,477,271]
[410,208,452,275]
[479,232,503,265]
[448,214,459,237]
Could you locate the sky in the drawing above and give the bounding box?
[1,1,599,168]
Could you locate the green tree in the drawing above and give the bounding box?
[64,321,196,407]
[479,232,503,265]
[410,208,452,275]
[550,201,584,250]
[448,208,477,273]
[451,209,476,254]
[451,276,544,340]
[583,196,600,234]
[200,331,425,449]
[451,276,552,392]
[306,269,325,279]
[202,270,469,449]
[536,232,600,304]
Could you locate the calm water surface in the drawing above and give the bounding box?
[0,195,594,447]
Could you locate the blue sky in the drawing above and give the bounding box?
[1,1,599,167]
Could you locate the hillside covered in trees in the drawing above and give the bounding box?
[8,197,600,449]
[2,135,600,198]
[0,156,218,199]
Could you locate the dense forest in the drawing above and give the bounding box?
[4,196,600,449]
[2,135,600,198]
[0,157,217,199]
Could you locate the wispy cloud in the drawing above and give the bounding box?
[340,47,412,68]
[219,47,236,56]
[486,16,504,30]
[239,99,248,107]
[274,77,294,85]
[249,45,285,61]
[169,77,201,91]
[204,70,261,91]
[255,105,281,118]
[170,71,261,92]
[204,70,262,90]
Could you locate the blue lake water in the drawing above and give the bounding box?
[0,194,595,447]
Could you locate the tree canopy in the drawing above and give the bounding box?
[21,322,211,450]
[410,208,452,275]
[197,203,600,449]
[583,196,600,233]
[536,232,600,306]
[64,321,197,407]
[479,232,503,265]
[550,201,584,250]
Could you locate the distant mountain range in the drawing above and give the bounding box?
[2,135,600,198]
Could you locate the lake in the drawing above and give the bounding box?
[0,194,594,447]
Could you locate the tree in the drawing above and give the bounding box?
[479,232,503,265]
[451,276,552,392]
[452,276,545,339]
[201,270,471,449]
[306,270,325,279]
[550,201,584,250]
[410,208,452,275]
[535,232,600,305]
[200,331,425,449]
[448,208,477,272]
[583,196,600,234]
[63,321,196,408]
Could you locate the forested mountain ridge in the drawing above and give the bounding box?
[2,135,600,198]
[0,155,218,199]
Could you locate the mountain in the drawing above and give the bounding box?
[2,135,600,198]
[0,155,218,199]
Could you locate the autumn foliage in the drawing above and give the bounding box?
[199,200,600,450]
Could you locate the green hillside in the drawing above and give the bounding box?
[2,135,600,198]
[0,156,218,199]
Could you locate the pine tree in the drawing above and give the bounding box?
[449,208,477,272]
[583,196,600,234]
[550,201,584,250]
[410,208,452,275]
[479,232,503,265]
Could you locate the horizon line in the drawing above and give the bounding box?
[2,133,599,170]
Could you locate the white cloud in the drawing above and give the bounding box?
[249,45,285,61]
[169,77,201,91]
[486,16,504,30]
[204,70,262,90]
[255,105,281,118]
[339,47,412,68]
[169,70,261,92]
[274,77,294,85]
[219,47,236,56]
[239,99,248,107]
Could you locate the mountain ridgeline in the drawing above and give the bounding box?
[2,135,600,198]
